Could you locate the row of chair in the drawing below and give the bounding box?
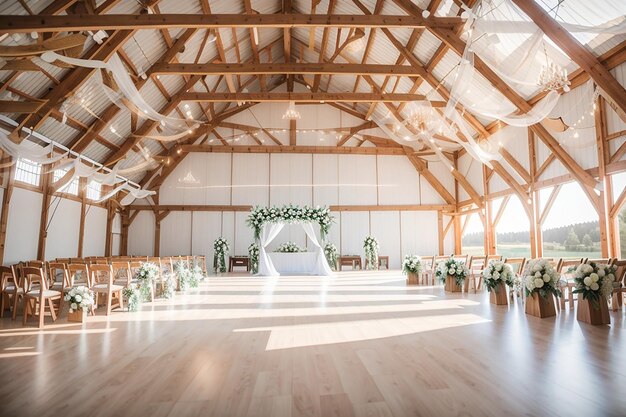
[0,255,207,328]
[418,254,626,311]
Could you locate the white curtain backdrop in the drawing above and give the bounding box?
[257,221,333,276]
[302,222,334,276]
[258,223,284,276]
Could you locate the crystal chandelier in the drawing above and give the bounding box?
[406,100,435,133]
[538,62,570,92]
[282,100,301,120]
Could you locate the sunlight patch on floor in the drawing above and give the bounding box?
[234,313,491,350]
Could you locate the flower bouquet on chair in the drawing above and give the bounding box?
[65,286,94,323]
[523,259,561,318]
[572,262,614,325]
[483,261,514,305]
[402,255,422,285]
[135,262,159,302]
[436,256,469,293]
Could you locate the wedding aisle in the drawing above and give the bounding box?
[0,271,624,417]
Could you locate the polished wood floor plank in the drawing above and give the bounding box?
[0,270,624,417]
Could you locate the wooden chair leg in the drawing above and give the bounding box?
[22,299,29,325]
[12,292,20,320]
[568,287,574,309]
[48,299,57,322]
[106,291,112,316]
[38,300,45,328]
[118,290,124,310]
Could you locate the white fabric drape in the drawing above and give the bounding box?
[257,223,284,276]
[0,131,68,164]
[301,222,333,276]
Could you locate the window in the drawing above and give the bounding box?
[86,180,102,201]
[494,196,531,258]
[461,212,485,255]
[541,182,601,259]
[14,158,41,186]
[53,167,79,195]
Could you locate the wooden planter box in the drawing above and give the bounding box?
[489,282,508,305]
[577,294,610,325]
[444,276,463,293]
[525,293,556,318]
[67,309,87,323]
[406,272,420,285]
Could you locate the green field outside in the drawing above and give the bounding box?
[462,244,601,259]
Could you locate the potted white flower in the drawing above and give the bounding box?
[213,237,230,273]
[523,259,561,318]
[65,286,95,323]
[363,236,379,270]
[402,255,422,285]
[248,243,259,274]
[435,256,469,293]
[482,260,514,305]
[324,243,338,271]
[573,262,614,325]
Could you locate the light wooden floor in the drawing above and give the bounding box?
[0,270,624,417]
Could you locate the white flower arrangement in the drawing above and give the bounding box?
[247,205,334,240]
[402,255,422,275]
[123,285,141,312]
[482,260,514,292]
[135,262,159,302]
[523,259,561,299]
[64,286,94,312]
[275,241,304,253]
[160,273,176,300]
[174,261,193,291]
[363,235,379,270]
[435,256,470,286]
[248,243,259,274]
[324,243,338,270]
[213,237,230,273]
[572,262,615,309]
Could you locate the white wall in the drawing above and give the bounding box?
[4,188,42,265]
[45,197,81,260]
[149,152,449,267]
[83,206,108,257]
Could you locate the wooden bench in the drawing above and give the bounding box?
[339,256,362,270]
[228,256,250,272]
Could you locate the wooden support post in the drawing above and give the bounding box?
[37,162,53,260]
[452,153,461,254]
[595,96,612,257]
[120,207,130,256]
[482,165,495,255]
[531,191,541,258]
[0,162,16,265]
[437,210,444,255]
[289,119,296,146]
[77,177,87,258]
[104,199,114,257]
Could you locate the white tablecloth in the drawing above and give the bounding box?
[268,252,324,275]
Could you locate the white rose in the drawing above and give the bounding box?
[75,294,82,302]
[597,269,605,278]
[534,278,544,288]
[535,271,541,278]
[448,268,456,275]
[71,302,78,310]
[493,272,500,280]
[543,274,550,282]
[590,282,599,291]
[590,273,599,283]
[583,276,593,286]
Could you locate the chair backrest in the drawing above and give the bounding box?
[587,258,611,265]
[129,261,142,280]
[111,261,131,286]
[47,262,68,289]
[70,257,86,264]
[89,257,109,265]
[486,255,503,265]
[504,257,526,275]
[0,266,15,292]
[469,255,487,270]
[26,260,45,268]
[20,266,47,293]
[559,258,584,274]
[159,257,173,276]
[89,264,114,288]
[195,255,207,273]
[67,263,90,288]
[419,256,435,269]
[612,260,626,286]
[453,254,468,264]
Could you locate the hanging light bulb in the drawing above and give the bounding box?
[282,101,301,120]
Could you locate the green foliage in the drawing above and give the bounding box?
[564,228,580,249]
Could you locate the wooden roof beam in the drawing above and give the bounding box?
[181,92,441,103]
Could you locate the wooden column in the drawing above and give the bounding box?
[120,207,130,256]
[482,165,496,255]
[595,96,612,257]
[77,177,87,258]
[104,199,115,257]
[437,210,444,255]
[0,162,16,265]
[37,163,53,260]
[289,119,296,146]
[452,152,462,254]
